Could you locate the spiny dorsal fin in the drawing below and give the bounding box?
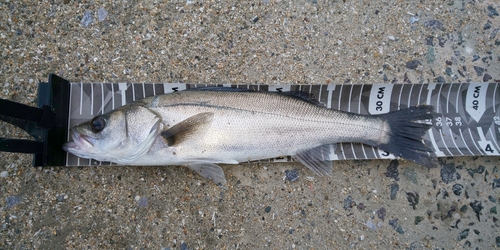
[161,112,214,146]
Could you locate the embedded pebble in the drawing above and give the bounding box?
[6,196,21,209]
[409,16,419,24]
[493,178,500,189]
[98,8,108,22]
[473,66,484,77]
[469,201,483,221]
[384,160,399,180]
[406,191,419,210]
[441,163,457,184]
[343,196,355,210]
[483,73,492,82]
[405,60,421,70]
[81,10,93,27]
[452,184,464,196]
[137,196,148,207]
[0,171,8,178]
[458,229,469,240]
[376,207,386,221]
[487,5,499,17]
[265,206,271,213]
[365,220,376,230]
[285,169,299,182]
[390,183,399,200]
[424,19,444,30]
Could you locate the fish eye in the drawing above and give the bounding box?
[90,116,106,132]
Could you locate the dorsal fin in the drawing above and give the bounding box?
[187,87,324,106]
[187,87,255,92]
[279,91,323,106]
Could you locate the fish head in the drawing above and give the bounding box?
[63,105,162,164]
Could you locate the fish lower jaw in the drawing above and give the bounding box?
[62,141,78,152]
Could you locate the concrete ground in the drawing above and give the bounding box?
[1,0,499,249]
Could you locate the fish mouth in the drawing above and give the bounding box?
[62,130,94,153]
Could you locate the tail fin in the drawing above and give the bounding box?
[376,105,437,167]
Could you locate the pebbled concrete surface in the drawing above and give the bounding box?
[1,0,499,249]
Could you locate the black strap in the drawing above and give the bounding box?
[0,138,44,154]
[0,99,56,130]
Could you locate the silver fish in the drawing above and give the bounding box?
[63,88,435,187]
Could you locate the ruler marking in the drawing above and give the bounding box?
[436,83,444,114]
[458,129,474,155]
[489,128,500,152]
[111,83,115,110]
[79,83,83,115]
[326,84,335,109]
[101,82,104,115]
[132,83,136,101]
[119,83,127,106]
[348,85,353,112]
[439,128,453,155]
[467,128,483,154]
[455,83,462,114]
[371,146,377,159]
[446,83,452,113]
[449,126,464,155]
[340,143,347,160]
[358,84,363,113]
[90,83,94,115]
[408,83,414,108]
[493,83,498,113]
[337,84,343,109]
[417,84,424,106]
[350,143,357,159]
[360,143,367,159]
[398,84,404,109]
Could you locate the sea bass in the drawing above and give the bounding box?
[63,88,436,187]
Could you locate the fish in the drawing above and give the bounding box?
[63,88,436,188]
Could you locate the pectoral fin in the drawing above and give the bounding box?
[161,112,214,146]
[187,163,228,189]
[295,144,335,176]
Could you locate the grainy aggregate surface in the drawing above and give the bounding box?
[1,0,499,249]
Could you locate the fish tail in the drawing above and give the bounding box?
[375,105,437,167]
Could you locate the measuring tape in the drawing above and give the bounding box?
[65,82,499,166]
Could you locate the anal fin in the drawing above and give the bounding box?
[187,163,228,189]
[294,145,335,176]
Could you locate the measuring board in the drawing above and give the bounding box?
[65,82,499,166]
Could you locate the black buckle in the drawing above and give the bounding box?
[0,74,70,166]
